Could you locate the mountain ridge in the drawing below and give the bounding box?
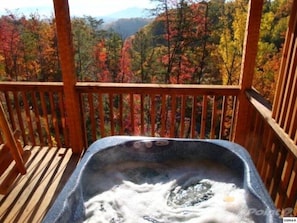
[101,7,152,22]
[99,7,153,39]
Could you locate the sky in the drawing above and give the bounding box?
[0,0,155,18]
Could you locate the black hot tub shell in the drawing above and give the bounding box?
[42,136,281,223]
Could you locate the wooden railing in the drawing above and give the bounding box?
[244,89,297,217]
[0,82,296,216]
[0,82,67,148]
[0,82,240,148]
[76,83,240,147]
[272,0,297,146]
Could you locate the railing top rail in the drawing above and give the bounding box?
[246,89,297,158]
[0,82,63,92]
[76,82,241,95]
[0,82,240,95]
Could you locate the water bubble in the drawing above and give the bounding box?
[143,215,163,223]
[167,180,214,208]
[133,141,142,149]
[144,141,153,148]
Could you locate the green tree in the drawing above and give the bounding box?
[218,0,248,85]
[130,29,157,82]
[105,32,123,82]
[72,16,104,81]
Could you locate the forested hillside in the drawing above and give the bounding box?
[0,0,290,102]
[104,18,151,39]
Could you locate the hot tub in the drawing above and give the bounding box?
[43,136,281,223]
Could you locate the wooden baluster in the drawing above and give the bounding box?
[0,103,26,174]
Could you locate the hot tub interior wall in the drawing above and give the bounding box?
[78,140,272,222]
[44,139,280,223]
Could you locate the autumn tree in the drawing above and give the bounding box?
[149,0,210,84]
[118,38,133,82]
[0,13,60,81]
[254,0,290,103]
[0,14,22,80]
[0,0,289,97]
[19,14,61,81]
[94,40,110,82]
[38,19,61,81]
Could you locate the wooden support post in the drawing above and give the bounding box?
[53,0,84,153]
[0,103,26,174]
[234,0,264,145]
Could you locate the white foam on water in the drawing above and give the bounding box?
[83,161,255,223]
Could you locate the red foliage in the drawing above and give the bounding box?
[118,38,133,83]
[94,40,110,82]
[0,15,21,79]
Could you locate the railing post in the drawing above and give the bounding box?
[53,0,84,153]
[234,0,264,145]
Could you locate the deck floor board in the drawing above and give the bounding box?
[0,146,81,223]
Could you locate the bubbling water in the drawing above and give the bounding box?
[83,160,255,223]
[167,179,214,208]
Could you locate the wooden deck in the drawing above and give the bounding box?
[0,0,296,221]
[0,146,81,223]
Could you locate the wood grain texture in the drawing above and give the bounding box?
[0,146,80,223]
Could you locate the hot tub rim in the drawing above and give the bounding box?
[42,136,281,223]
